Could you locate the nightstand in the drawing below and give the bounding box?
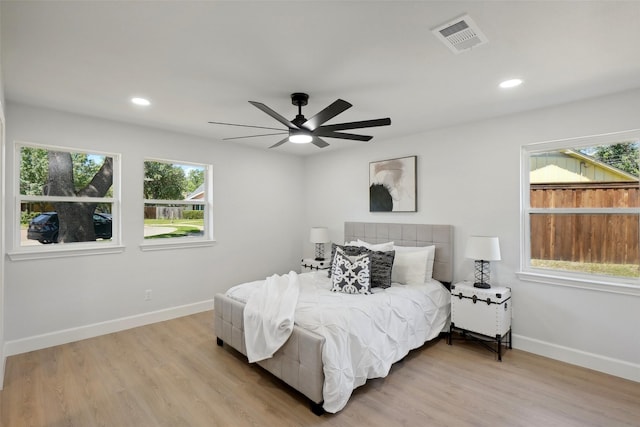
[448,281,512,361]
[301,258,331,273]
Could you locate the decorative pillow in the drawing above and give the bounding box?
[331,248,372,295]
[328,244,395,288]
[328,244,366,277]
[368,249,395,289]
[393,245,436,281]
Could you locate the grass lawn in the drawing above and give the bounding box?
[144,219,203,226]
[532,259,640,278]
[144,218,203,239]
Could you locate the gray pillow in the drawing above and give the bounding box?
[369,249,395,289]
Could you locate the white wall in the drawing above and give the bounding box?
[3,103,305,353]
[304,88,640,382]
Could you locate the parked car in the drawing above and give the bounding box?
[27,212,112,244]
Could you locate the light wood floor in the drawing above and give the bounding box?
[1,312,638,427]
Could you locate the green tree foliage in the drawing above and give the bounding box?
[72,153,108,195]
[144,161,187,200]
[186,168,205,194]
[590,143,639,177]
[20,147,49,195]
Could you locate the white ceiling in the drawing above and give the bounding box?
[3,1,640,155]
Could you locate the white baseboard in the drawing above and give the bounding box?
[513,334,640,383]
[3,299,215,358]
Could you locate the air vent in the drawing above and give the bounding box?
[432,14,488,54]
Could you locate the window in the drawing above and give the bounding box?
[142,159,212,249]
[521,130,640,291]
[15,142,120,255]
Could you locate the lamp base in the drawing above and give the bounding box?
[473,260,492,289]
[314,243,326,262]
[473,282,491,289]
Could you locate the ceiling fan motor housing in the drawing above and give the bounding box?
[291,92,309,107]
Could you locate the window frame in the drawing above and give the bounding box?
[139,157,214,252]
[9,141,123,261]
[518,129,640,296]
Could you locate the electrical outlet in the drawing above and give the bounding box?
[144,289,152,301]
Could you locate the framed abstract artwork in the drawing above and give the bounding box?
[369,155,417,212]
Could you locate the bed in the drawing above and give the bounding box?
[214,222,453,414]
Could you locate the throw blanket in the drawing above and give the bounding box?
[243,271,300,363]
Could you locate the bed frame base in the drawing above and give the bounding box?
[214,293,326,410]
[217,333,326,416]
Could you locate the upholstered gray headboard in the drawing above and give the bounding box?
[344,222,454,285]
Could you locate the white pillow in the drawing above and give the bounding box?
[356,239,394,251]
[392,245,436,283]
[391,249,428,285]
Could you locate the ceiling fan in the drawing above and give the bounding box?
[208,93,391,148]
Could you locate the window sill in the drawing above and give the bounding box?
[139,238,216,252]
[516,270,640,297]
[8,244,126,261]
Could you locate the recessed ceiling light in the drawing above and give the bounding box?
[131,97,151,106]
[499,79,523,89]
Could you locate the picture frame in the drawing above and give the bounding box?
[369,155,417,212]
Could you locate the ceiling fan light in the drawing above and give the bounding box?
[289,130,313,144]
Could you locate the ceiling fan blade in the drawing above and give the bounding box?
[249,101,299,129]
[269,137,289,149]
[311,137,330,148]
[208,121,284,131]
[223,132,288,141]
[318,118,391,132]
[302,99,352,130]
[313,129,372,141]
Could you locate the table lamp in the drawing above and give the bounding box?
[310,227,330,261]
[465,236,501,288]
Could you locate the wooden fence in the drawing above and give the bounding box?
[530,182,639,264]
[144,206,183,220]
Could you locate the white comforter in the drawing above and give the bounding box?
[226,271,450,413]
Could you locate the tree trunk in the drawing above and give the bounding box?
[55,202,97,243]
[47,152,113,243]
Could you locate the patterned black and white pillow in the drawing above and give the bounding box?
[331,247,372,295]
[328,244,364,277]
[328,243,394,289]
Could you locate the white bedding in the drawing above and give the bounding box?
[225,271,451,413]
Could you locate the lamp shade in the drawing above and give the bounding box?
[309,227,330,243]
[465,236,501,261]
